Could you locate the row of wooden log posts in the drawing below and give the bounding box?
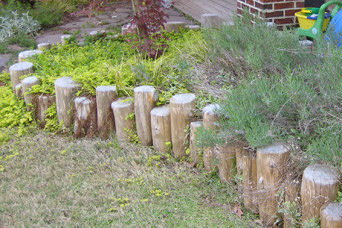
[8,38,342,227]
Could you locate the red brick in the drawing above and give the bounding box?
[274,17,294,24]
[237,8,243,15]
[285,9,299,16]
[264,11,284,18]
[260,0,284,3]
[296,2,305,8]
[246,0,254,6]
[255,2,273,10]
[274,2,294,9]
[250,7,258,13]
[237,2,242,8]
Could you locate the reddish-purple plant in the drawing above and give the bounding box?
[129,0,170,58]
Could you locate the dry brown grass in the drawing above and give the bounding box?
[0,130,259,227]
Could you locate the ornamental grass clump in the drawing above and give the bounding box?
[198,13,342,168]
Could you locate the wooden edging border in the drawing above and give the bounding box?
[7,27,341,227]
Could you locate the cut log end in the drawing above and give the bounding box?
[151,105,171,153]
[111,98,134,143]
[257,143,291,155]
[164,21,186,33]
[301,164,340,222]
[321,203,342,228]
[54,77,81,129]
[9,62,34,90]
[134,85,158,146]
[37,43,52,51]
[18,50,43,62]
[96,85,117,139]
[170,93,196,105]
[74,97,97,138]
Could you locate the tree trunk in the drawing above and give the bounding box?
[151,105,171,153]
[301,164,339,223]
[54,77,81,129]
[74,97,97,138]
[96,85,117,139]
[134,85,158,146]
[190,121,203,166]
[257,143,291,226]
[170,93,196,159]
[321,203,342,228]
[9,62,34,91]
[111,98,134,143]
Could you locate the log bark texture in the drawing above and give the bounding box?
[15,83,23,98]
[74,97,97,138]
[257,143,291,226]
[215,144,236,182]
[54,77,81,129]
[151,105,171,153]
[9,62,34,90]
[134,85,158,146]
[321,203,342,228]
[18,50,42,62]
[301,164,340,223]
[22,76,40,112]
[203,104,220,171]
[170,93,196,159]
[37,95,55,127]
[283,177,301,228]
[242,150,258,213]
[96,85,117,138]
[190,121,203,166]
[111,98,134,143]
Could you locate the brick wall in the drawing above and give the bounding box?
[237,0,305,27]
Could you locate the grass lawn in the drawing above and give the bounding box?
[0,130,259,227]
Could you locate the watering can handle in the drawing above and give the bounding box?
[314,1,342,39]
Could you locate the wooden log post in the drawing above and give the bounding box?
[190,121,203,166]
[201,13,223,28]
[54,77,81,129]
[21,76,40,112]
[283,177,301,228]
[61,35,72,44]
[170,93,196,159]
[185,25,201,30]
[74,97,97,138]
[96,86,117,139]
[15,83,23,98]
[111,98,134,143]
[134,85,158,146]
[37,43,52,51]
[164,21,186,33]
[18,50,43,62]
[301,164,340,223]
[321,203,342,228]
[151,105,171,153]
[37,95,55,127]
[236,146,247,175]
[242,150,258,213]
[203,104,220,171]
[215,144,236,182]
[9,62,34,91]
[257,143,291,226]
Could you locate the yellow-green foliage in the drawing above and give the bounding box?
[0,72,34,135]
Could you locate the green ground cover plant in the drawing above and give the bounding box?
[197,14,342,169]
